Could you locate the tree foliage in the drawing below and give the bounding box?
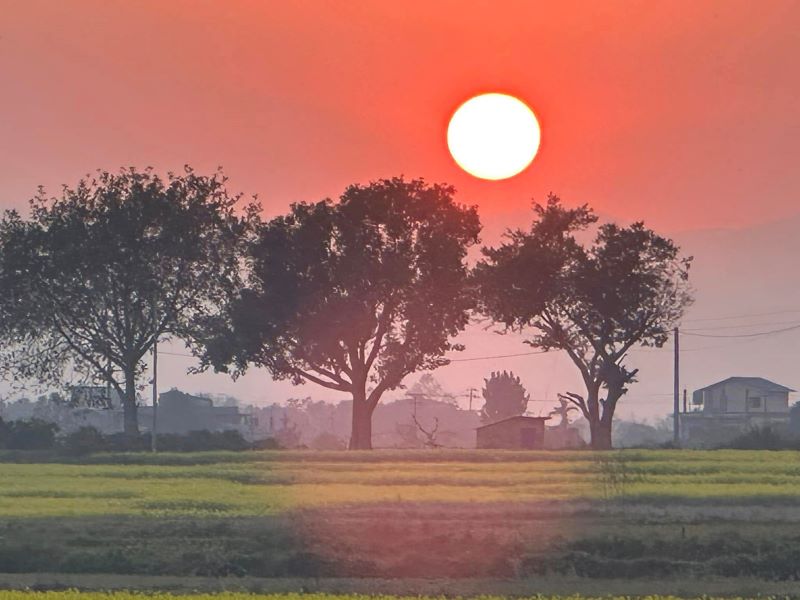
[0,167,256,437]
[200,177,481,449]
[475,195,692,449]
[480,370,530,423]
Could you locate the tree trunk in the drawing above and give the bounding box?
[349,393,373,450]
[591,419,613,450]
[122,367,139,439]
[592,387,623,450]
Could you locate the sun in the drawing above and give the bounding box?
[447,93,541,181]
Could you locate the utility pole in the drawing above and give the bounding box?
[151,336,158,453]
[407,393,425,417]
[673,326,680,445]
[106,356,112,409]
[151,300,158,453]
[467,387,478,412]
[683,388,687,414]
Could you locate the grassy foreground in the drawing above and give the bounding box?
[0,594,799,600]
[2,449,800,592]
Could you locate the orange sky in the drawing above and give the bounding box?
[3,1,800,414]
[2,0,799,232]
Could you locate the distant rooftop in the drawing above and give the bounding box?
[476,415,551,430]
[695,377,795,394]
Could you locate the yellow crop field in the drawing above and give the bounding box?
[1,449,800,595]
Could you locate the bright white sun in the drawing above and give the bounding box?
[447,93,541,180]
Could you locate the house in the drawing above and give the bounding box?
[476,415,550,449]
[69,385,121,409]
[139,388,253,436]
[681,377,795,446]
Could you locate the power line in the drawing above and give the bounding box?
[683,319,800,332]
[159,351,195,358]
[682,323,800,339]
[446,349,551,362]
[683,308,800,324]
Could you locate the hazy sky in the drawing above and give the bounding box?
[2,1,800,416]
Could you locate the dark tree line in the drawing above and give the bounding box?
[0,169,692,450]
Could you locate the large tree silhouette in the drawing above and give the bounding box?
[200,177,481,449]
[0,167,255,437]
[475,196,692,449]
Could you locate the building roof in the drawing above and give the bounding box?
[695,377,795,394]
[476,415,550,430]
[159,388,213,407]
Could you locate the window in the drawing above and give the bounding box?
[750,397,762,409]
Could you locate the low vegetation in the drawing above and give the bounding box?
[2,594,799,600]
[0,449,799,594]
[0,420,252,454]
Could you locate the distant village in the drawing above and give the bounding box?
[3,373,797,450]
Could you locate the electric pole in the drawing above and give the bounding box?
[151,336,158,453]
[407,393,425,417]
[673,326,680,445]
[467,387,478,412]
[151,300,158,453]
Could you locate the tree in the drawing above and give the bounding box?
[200,177,481,449]
[549,397,578,428]
[480,370,530,423]
[412,413,442,448]
[407,373,458,405]
[0,167,256,438]
[475,196,692,449]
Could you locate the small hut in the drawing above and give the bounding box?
[476,415,549,449]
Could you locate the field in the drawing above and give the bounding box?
[1,595,797,600]
[2,449,800,597]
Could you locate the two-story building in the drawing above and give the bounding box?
[681,377,795,446]
[138,389,254,437]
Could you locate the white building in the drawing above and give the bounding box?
[681,377,795,446]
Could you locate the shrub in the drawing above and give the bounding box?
[0,418,59,450]
[61,426,109,455]
[156,429,250,452]
[309,431,346,450]
[251,437,282,450]
[105,432,152,452]
[725,426,797,450]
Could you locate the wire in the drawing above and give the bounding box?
[683,319,800,332]
[683,308,800,324]
[682,323,800,339]
[447,349,551,362]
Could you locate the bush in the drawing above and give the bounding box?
[156,429,250,452]
[0,424,255,455]
[724,426,798,450]
[309,431,346,450]
[105,432,152,452]
[61,426,109,455]
[0,418,59,450]
[251,437,282,450]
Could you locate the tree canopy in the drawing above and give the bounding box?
[0,167,256,437]
[480,370,530,423]
[200,177,481,449]
[475,195,692,449]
